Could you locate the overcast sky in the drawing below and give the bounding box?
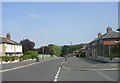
[2,2,118,48]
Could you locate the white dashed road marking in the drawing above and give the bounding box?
[54,67,61,82]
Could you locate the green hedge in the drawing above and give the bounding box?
[0,51,39,62]
[1,56,10,62]
[110,53,120,60]
[0,56,19,62]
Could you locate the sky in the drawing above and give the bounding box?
[2,2,118,48]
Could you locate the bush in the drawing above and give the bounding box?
[23,55,31,60]
[110,53,120,60]
[10,56,15,61]
[24,51,38,59]
[2,56,10,62]
[19,56,23,61]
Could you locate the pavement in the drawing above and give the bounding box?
[61,57,119,70]
[57,57,119,82]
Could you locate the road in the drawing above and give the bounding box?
[2,57,119,83]
[2,58,63,81]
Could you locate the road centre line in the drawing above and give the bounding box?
[54,67,61,82]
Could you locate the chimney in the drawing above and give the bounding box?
[107,26,112,33]
[98,32,102,37]
[6,33,11,40]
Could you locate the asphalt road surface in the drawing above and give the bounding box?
[2,57,119,82]
[2,58,63,81]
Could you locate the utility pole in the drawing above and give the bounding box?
[42,46,44,59]
[70,42,72,46]
[70,42,72,56]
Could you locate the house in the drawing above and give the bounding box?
[0,33,22,56]
[85,27,120,62]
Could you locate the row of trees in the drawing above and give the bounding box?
[20,39,61,57]
[19,39,85,58]
[61,44,85,57]
[36,44,61,57]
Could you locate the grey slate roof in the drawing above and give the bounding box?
[0,36,21,45]
[99,31,119,39]
[90,31,120,43]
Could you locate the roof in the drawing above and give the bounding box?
[0,36,21,45]
[90,31,120,43]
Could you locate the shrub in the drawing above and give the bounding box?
[19,56,23,61]
[2,56,10,62]
[23,55,31,60]
[25,51,38,59]
[110,53,120,60]
[10,56,16,61]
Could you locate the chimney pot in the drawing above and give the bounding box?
[6,33,11,40]
[98,32,102,37]
[107,27,112,33]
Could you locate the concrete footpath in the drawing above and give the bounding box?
[61,57,119,70]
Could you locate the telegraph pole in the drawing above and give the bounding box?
[42,46,44,59]
[70,42,72,46]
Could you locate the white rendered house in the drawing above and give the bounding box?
[0,33,22,56]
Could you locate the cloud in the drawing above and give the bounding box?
[28,14,43,19]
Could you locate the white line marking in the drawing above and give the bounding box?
[56,73,59,76]
[58,67,60,70]
[54,79,57,82]
[57,71,60,74]
[54,67,61,82]
[0,62,38,73]
[55,76,58,79]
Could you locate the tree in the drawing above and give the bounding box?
[61,44,85,56]
[48,44,54,57]
[48,44,61,57]
[20,39,35,53]
[53,45,61,57]
[62,45,70,55]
